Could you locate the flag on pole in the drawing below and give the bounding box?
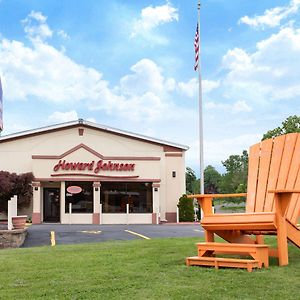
[194,24,199,71]
[0,77,3,132]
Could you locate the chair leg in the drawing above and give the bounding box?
[256,235,264,244]
[205,230,214,242]
[277,216,289,266]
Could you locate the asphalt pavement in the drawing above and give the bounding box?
[22,223,204,248]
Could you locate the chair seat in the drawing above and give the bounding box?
[201,212,277,231]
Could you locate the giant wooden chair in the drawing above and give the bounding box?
[187,133,300,268]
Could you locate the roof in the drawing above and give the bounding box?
[0,119,189,151]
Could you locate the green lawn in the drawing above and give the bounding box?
[0,237,299,300]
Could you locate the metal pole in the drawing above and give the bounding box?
[126,203,129,225]
[197,0,204,194]
[69,203,72,225]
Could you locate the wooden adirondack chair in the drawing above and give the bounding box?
[189,133,300,267]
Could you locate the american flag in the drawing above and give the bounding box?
[194,23,199,71]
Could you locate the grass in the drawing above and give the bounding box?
[219,205,245,212]
[0,237,299,300]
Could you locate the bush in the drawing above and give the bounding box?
[177,194,194,222]
[0,171,34,212]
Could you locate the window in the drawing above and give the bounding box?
[101,182,152,213]
[65,182,93,213]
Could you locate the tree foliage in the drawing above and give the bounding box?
[219,150,248,203]
[262,115,300,140]
[185,167,200,194]
[0,171,34,212]
[204,165,221,194]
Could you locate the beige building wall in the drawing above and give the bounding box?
[0,124,187,224]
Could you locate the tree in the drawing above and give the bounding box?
[185,167,200,194]
[219,150,248,204]
[0,171,34,212]
[204,165,221,194]
[262,115,300,140]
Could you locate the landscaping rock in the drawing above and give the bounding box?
[0,228,27,248]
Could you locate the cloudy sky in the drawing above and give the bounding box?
[0,0,300,174]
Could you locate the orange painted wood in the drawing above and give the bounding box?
[284,134,300,190]
[286,173,300,224]
[187,193,247,199]
[188,133,300,267]
[255,138,273,212]
[286,221,300,248]
[264,135,286,212]
[276,133,298,190]
[201,212,276,227]
[196,242,269,268]
[246,143,261,212]
[186,256,259,272]
[199,197,213,216]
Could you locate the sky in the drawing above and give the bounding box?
[0,0,300,174]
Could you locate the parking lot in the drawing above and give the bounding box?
[22,223,204,247]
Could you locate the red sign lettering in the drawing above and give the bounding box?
[53,160,135,173]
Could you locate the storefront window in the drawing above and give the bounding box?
[65,181,93,213]
[101,182,152,213]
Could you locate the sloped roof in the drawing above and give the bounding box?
[0,119,189,151]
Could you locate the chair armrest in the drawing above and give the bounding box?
[268,189,300,216]
[187,193,246,216]
[268,189,300,194]
[187,193,246,199]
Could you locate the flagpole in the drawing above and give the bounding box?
[197,0,204,194]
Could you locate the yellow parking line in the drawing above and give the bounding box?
[124,230,151,240]
[50,231,56,246]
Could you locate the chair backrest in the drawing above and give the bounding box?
[246,133,300,225]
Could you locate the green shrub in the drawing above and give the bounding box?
[177,194,194,222]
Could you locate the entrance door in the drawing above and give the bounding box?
[43,188,60,222]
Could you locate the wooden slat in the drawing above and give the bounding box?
[255,139,273,212]
[246,143,261,213]
[286,134,300,223]
[277,133,298,189]
[186,256,260,272]
[288,195,300,226]
[264,135,286,212]
[285,134,300,190]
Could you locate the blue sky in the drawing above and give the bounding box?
[0,0,300,173]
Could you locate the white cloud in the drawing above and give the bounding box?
[57,30,70,40]
[22,11,53,42]
[0,38,104,102]
[203,80,220,94]
[178,78,197,98]
[239,0,300,29]
[222,27,300,103]
[178,78,220,98]
[186,133,261,172]
[205,100,252,113]
[120,59,165,96]
[0,15,182,123]
[47,110,78,123]
[205,134,261,166]
[131,2,178,44]
[86,117,96,123]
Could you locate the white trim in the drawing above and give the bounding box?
[0,119,189,150]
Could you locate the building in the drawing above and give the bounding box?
[0,120,188,224]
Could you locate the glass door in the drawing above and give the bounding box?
[43,188,60,222]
